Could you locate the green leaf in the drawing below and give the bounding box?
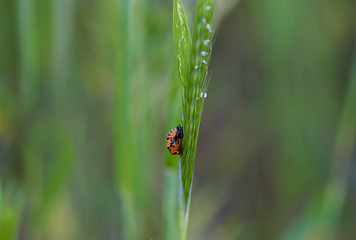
[180,0,215,211]
[0,180,2,218]
[174,0,215,239]
[173,0,192,87]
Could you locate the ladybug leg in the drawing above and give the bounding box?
[177,126,183,139]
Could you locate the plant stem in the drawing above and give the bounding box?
[114,0,137,239]
[173,0,215,238]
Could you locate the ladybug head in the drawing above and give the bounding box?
[176,125,183,139]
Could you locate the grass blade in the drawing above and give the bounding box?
[173,0,191,87]
[281,45,356,240]
[180,0,214,207]
[114,0,138,239]
[173,0,215,239]
[17,0,39,110]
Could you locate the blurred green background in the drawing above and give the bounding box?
[1,0,356,239]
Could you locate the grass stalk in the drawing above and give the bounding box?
[163,85,181,239]
[281,45,356,240]
[163,168,178,240]
[173,0,215,238]
[0,182,22,240]
[318,44,356,237]
[0,180,2,219]
[17,0,39,110]
[51,0,75,108]
[114,0,137,239]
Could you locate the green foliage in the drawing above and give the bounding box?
[1,0,355,238]
[113,0,138,239]
[173,0,192,88]
[173,0,215,238]
[17,0,39,110]
[163,79,181,239]
[0,181,2,218]
[114,0,135,198]
[163,169,178,240]
[281,42,356,240]
[0,183,22,240]
[181,0,214,207]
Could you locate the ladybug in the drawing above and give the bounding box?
[166,125,183,155]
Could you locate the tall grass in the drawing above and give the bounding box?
[0,182,22,240]
[163,80,180,239]
[2,0,355,238]
[173,0,215,238]
[17,0,76,238]
[280,45,356,240]
[51,0,75,108]
[17,0,39,110]
[114,0,138,239]
[318,45,356,238]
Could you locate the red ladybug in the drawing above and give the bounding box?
[166,125,183,155]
